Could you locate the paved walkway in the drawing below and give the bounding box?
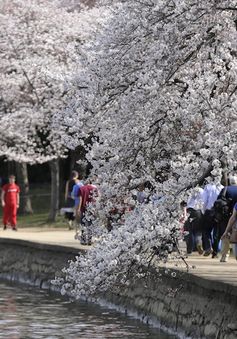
[0,227,237,286]
[0,227,86,250]
[183,255,237,286]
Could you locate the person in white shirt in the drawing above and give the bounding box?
[202,183,223,211]
[187,187,204,211]
[136,183,147,204]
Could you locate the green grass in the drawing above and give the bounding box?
[28,184,51,213]
[1,184,68,229]
[17,212,66,229]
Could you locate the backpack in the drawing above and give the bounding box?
[213,193,232,223]
[185,208,203,232]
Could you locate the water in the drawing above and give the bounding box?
[0,282,176,339]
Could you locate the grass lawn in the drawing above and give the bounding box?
[17,212,67,229]
[0,183,67,229]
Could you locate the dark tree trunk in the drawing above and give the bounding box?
[220,158,228,186]
[69,147,87,179]
[15,162,33,214]
[69,149,77,174]
[48,159,60,222]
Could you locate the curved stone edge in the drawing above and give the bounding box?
[103,267,237,339]
[0,237,84,254]
[0,239,237,339]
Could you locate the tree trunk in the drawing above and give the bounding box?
[69,149,77,174]
[15,162,33,214]
[220,158,228,186]
[48,159,60,222]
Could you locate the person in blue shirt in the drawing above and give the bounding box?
[215,175,237,261]
[222,202,237,261]
[71,176,84,215]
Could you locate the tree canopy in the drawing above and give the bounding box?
[57,0,237,297]
[0,0,104,162]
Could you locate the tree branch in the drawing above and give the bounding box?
[5,31,40,105]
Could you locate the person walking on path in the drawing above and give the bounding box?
[184,187,204,255]
[71,174,84,216]
[1,175,20,231]
[221,202,237,260]
[215,175,237,262]
[76,179,98,245]
[64,170,78,229]
[202,181,223,257]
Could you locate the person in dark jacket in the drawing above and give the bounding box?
[202,182,223,257]
[184,188,204,255]
[214,175,237,262]
[64,170,78,229]
[184,208,204,254]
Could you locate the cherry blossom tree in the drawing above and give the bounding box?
[0,0,85,162]
[0,0,106,217]
[56,0,237,297]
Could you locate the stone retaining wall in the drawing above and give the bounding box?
[105,267,237,339]
[0,238,84,289]
[0,238,237,339]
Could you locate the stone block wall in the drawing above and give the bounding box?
[0,238,83,289]
[105,267,237,338]
[0,238,237,338]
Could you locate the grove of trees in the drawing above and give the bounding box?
[1,0,237,297]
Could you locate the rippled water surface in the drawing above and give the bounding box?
[0,282,176,339]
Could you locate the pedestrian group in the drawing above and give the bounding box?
[181,175,237,262]
[2,170,237,261]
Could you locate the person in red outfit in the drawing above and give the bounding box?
[76,179,98,245]
[1,175,20,230]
